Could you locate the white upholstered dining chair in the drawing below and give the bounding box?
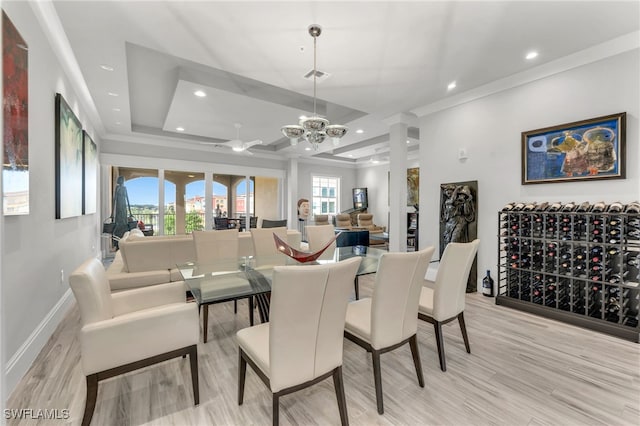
[250,226,288,257]
[192,229,239,262]
[344,246,435,414]
[193,229,251,326]
[237,257,362,426]
[69,258,199,426]
[305,224,337,260]
[418,239,480,372]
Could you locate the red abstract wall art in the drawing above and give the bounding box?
[3,10,29,215]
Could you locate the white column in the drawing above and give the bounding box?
[287,156,299,230]
[99,164,112,257]
[158,169,165,235]
[384,113,416,252]
[204,171,213,230]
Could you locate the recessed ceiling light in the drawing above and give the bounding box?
[299,115,307,120]
[372,159,380,164]
[447,81,456,91]
[176,127,185,132]
[194,90,207,97]
[406,140,410,144]
[112,108,120,112]
[99,64,114,71]
[115,121,121,125]
[305,147,311,151]
[107,92,119,97]
[526,51,538,60]
[348,154,353,157]
[356,129,364,134]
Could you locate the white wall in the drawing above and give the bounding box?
[418,49,640,290]
[356,159,420,232]
[1,3,101,395]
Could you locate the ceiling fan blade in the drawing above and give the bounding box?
[244,139,263,148]
[243,149,254,156]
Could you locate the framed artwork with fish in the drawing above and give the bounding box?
[521,112,626,185]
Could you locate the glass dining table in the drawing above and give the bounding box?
[177,245,386,343]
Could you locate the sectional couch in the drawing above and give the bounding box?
[106,229,302,291]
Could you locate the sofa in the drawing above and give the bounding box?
[106,229,302,292]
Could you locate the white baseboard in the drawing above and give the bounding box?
[4,289,74,397]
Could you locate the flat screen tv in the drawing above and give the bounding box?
[353,188,368,210]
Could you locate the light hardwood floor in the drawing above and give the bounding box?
[7,276,640,425]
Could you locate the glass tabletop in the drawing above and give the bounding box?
[177,245,386,306]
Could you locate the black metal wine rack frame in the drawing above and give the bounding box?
[496,207,640,342]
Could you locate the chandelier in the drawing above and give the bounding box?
[281,24,348,150]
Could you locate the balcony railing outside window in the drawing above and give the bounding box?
[129,212,205,235]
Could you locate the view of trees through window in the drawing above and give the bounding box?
[115,167,257,235]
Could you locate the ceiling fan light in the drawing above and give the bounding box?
[232,146,244,152]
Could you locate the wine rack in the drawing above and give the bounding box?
[496,202,640,342]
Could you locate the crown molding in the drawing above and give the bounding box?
[30,1,105,136]
[412,31,640,118]
[383,112,418,127]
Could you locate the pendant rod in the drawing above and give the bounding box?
[313,34,317,116]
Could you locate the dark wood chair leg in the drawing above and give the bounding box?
[234,300,238,314]
[272,393,280,426]
[458,312,471,354]
[238,350,247,405]
[249,296,254,326]
[189,345,199,405]
[203,305,209,343]
[433,321,446,372]
[82,374,98,426]
[408,334,424,387]
[371,350,384,414]
[333,366,349,426]
[354,277,360,300]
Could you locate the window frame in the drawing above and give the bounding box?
[311,175,340,216]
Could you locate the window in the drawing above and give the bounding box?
[312,176,340,216]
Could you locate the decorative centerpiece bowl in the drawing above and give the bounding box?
[273,232,341,263]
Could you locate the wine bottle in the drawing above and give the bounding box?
[547,202,562,212]
[562,202,576,212]
[592,202,606,213]
[482,270,494,297]
[607,247,621,256]
[627,255,640,267]
[609,217,622,227]
[608,202,623,213]
[513,203,525,211]
[624,202,640,213]
[605,297,620,322]
[535,202,549,212]
[523,203,537,212]
[628,229,640,240]
[590,246,603,262]
[576,201,591,212]
[608,271,629,284]
[502,202,516,212]
[627,218,640,228]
